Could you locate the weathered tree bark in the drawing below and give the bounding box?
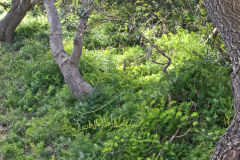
[44,0,92,99]
[0,0,36,44]
[204,0,240,159]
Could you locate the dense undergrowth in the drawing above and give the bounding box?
[0,8,233,160]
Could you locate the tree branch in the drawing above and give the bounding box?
[44,0,67,59]
[175,127,192,138]
[70,17,89,66]
[69,0,92,66]
[131,25,171,74]
[44,0,92,99]
[157,127,192,158]
[157,128,180,158]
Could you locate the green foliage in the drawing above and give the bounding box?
[84,20,140,50]
[0,8,4,14]
[14,14,49,49]
[98,102,196,159]
[168,59,232,126]
[0,3,233,160]
[56,133,101,160]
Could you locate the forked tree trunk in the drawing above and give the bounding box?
[204,0,240,159]
[0,0,36,44]
[44,0,92,99]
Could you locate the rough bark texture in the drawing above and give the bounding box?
[204,0,240,159]
[0,0,36,44]
[44,0,92,99]
[69,0,91,65]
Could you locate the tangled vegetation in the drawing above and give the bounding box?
[0,0,233,159]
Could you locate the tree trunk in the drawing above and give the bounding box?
[44,0,92,99]
[0,0,36,44]
[204,0,240,159]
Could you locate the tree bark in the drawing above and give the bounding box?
[0,0,36,44]
[44,0,92,99]
[204,0,240,159]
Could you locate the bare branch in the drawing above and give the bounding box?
[169,127,181,142]
[157,127,192,158]
[152,59,168,65]
[157,128,180,158]
[131,25,171,74]
[175,127,192,138]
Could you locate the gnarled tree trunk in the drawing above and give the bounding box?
[204,0,240,159]
[44,0,92,99]
[0,0,36,44]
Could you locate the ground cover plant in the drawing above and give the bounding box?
[0,0,235,159]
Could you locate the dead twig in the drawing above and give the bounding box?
[130,24,171,74]
[175,127,192,138]
[157,128,180,158]
[157,127,192,158]
[101,152,114,160]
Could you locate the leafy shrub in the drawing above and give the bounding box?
[14,14,49,49]
[168,59,232,127]
[84,21,140,50]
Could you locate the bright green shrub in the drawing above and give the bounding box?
[0,133,26,160]
[84,21,140,50]
[96,101,197,159]
[167,59,232,127]
[25,109,75,143]
[55,133,101,160]
[14,14,49,48]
